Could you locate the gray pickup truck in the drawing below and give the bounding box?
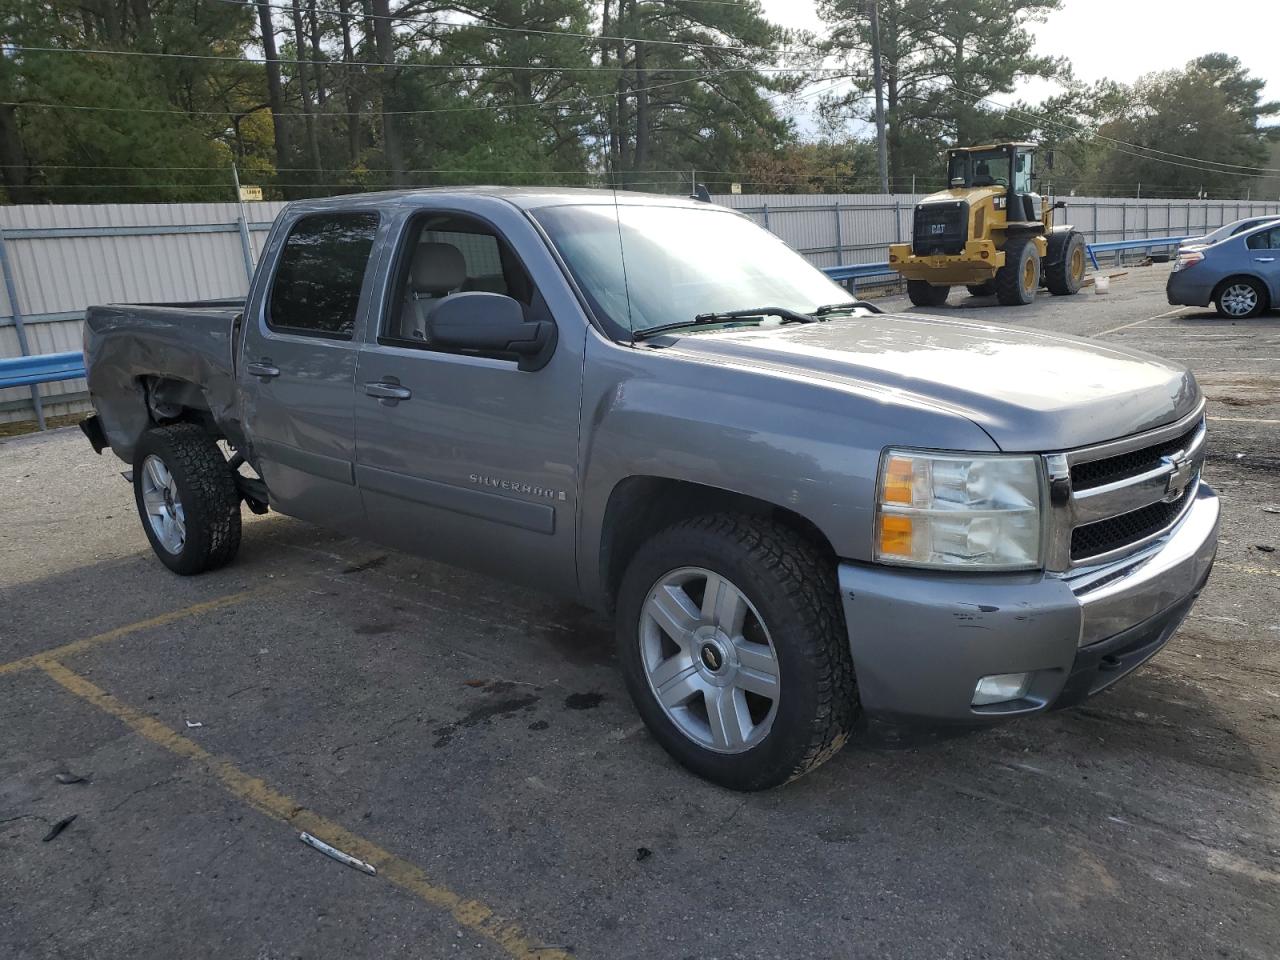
[80,188,1219,790]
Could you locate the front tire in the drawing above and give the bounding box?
[615,515,857,791]
[966,281,997,297]
[907,279,951,307]
[133,423,242,575]
[1045,230,1087,296]
[995,236,1041,305]
[1214,278,1266,319]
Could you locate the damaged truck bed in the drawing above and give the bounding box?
[83,299,249,460]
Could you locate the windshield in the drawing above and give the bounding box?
[949,149,1011,188]
[532,204,849,337]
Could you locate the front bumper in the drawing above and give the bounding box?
[838,484,1219,725]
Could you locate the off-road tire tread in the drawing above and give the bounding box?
[966,281,996,297]
[619,513,857,790]
[995,236,1038,305]
[1045,230,1085,296]
[134,423,242,574]
[907,279,950,307]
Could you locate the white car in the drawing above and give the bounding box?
[1179,216,1280,252]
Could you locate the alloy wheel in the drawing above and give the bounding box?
[140,454,186,554]
[639,567,780,754]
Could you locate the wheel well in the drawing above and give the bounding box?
[139,375,220,434]
[1211,274,1271,309]
[598,476,836,613]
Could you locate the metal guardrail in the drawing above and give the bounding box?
[822,262,896,287]
[0,351,86,390]
[1084,236,1191,270]
[823,234,1195,287]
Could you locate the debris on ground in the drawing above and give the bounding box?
[299,831,377,875]
[53,772,89,785]
[1256,545,1276,553]
[42,815,77,842]
[185,720,203,728]
[635,847,653,862]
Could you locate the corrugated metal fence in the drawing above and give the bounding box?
[3,193,1278,424]
[712,193,1280,271]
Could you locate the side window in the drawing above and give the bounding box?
[1246,228,1279,251]
[1013,153,1032,194]
[382,213,537,351]
[268,212,380,339]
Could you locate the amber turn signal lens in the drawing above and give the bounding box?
[882,455,915,504]
[879,515,913,556]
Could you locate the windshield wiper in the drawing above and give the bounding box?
[813,300,883,317]
[632,306,816,341]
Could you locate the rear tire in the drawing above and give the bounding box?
[615,514,858,791]
[1045,230,1087,296]
[907,279,951,307]
[1213,278,1266,319]
[995,236,1040,305]
[132,423,242,575]
[965,281,996,297]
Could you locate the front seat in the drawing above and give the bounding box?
[400,242,466,341]
[973,161,994,187]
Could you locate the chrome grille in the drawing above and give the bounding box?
[1070,484,1196,561]
[1044,406,1206,570]
[1071,421,1203,491]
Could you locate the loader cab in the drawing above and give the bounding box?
[947,144,1042,225]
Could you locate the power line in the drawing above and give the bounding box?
[947,84,1280,177]
[216,0,826,56]
[7,45,842,75]
[0,70,720,119]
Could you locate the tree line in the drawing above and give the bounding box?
[0,0,1275,203]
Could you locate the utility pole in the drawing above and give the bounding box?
[868,0,889,195]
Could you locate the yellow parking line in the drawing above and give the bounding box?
[37,659,567,959]
[0,588,267,677]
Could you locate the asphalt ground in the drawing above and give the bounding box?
[2,262,1278,960]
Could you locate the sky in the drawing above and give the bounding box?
[757,0,1278,137]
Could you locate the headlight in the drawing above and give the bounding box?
[874,449,1042,570]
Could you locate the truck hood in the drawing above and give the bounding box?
[661,313,1200,452]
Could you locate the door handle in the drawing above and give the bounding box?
[1254,257,1276,262]
[246,360,280,381]
[364,380,412,405]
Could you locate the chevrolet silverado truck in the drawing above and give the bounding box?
[80,188,1219,790]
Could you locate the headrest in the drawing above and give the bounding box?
[410,242,466,294]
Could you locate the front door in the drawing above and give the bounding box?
[240,209,382,528]
[1246,224,1280,304]
[353,209,582,594]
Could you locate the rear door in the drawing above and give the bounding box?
[352,204,582,595]
[1245,225,1280,302]
[240,209,382,528]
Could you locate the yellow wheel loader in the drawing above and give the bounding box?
[889,143,1087,307]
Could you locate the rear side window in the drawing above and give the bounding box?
[1246,227,1280,250]
[268,213,380,338]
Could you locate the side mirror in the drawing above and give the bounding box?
[428,292,557,371]
[1044,150,1056,171]
[1053,200,1067,209]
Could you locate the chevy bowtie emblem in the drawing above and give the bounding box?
[1162,454,1195,502]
